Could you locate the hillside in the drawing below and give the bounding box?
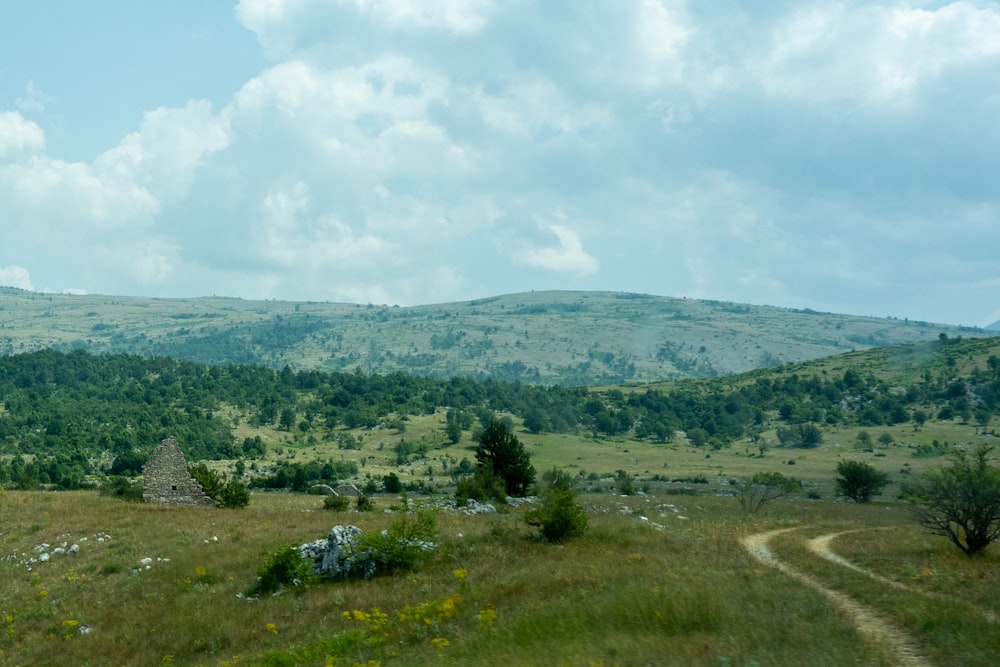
[0,287,991,385]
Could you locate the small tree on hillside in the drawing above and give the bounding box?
[524,468,588,542]
[835,460,890,502]
[476,419,536,496]
[735,472,802,514]
[905,444,1000,556]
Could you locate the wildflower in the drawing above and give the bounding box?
[4,615,13,624]
[437,594,461,621]
[430,637,450,651]
[452,567,468,581]
[195,566,208,578]
[478,605,497,628]
[265,623,278,635]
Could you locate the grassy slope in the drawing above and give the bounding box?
[2,319,999,664]
[1,288,990,384]
[1,492,996,666]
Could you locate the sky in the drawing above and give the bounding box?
[2,1,999,327]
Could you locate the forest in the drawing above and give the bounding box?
[1,335,998,491]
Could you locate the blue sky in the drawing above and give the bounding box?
[2,1,999,327]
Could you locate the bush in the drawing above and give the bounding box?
[99,476,145,502]
[905,444,1000,556]
[355,492,375,512]
[323,494,351,511]
[835,460,890,502]
[382,472,402,493]
[455,463,507,505]
[189,463,250,508]
[735,472,801,514]
[615,470,637,495]
[248,545,316,597]
[524,469,588,542]
[357,509,437,575]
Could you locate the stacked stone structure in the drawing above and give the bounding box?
[141,437,213,506]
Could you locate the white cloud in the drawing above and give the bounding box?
[348,0,494,34]
[2,1,998,325]
[756,2,1000,108]
[96,101,231,198]
[0,111,45,158]
[513,224,600,276]
[0,265,33,291]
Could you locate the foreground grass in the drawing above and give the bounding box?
[1,491,996,666]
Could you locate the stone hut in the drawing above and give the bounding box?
[141,437,213,506]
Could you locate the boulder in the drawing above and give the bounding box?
[334,484,361,497]
[298,525,376,580]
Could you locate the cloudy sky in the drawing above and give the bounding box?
[2,1,999,326]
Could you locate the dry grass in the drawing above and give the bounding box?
[6,489,997,666]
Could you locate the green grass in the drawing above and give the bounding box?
[2,490,997,666]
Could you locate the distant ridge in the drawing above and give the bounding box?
[0,289,994,385]
[988,320,1000,332]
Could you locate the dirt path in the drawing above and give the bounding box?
[807,530,999,624]
[742,528,932,667]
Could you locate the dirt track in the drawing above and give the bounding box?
[741,528,932,667]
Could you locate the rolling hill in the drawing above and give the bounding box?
[0,287,992,385]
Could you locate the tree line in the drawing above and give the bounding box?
[0,338,998,488]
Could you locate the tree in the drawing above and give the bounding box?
[905,444,1000,556]
[475,419,535,496]
[522,408,549,434]
[735,472,801,514]
[524,469,588,542]
[189,463,250,509]
[835,460,890,502]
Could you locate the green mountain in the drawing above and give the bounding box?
[0,287,992,385]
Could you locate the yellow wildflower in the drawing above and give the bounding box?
[265,623,278,635]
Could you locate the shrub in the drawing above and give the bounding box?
[99,476,144,502]
[524,469,588,542]
[355,492,375,512]
[357,509,438,574]
[189,463,250,508]
[835,460,890,502]
[735,472,801,514]
[248,545,316,597]
[905,444,1000,556]
[455,463,507,505]
[323,494,350,511]
[615,469,637,495]
[382,472,402,494]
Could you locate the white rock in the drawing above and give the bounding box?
[39,553,50,562]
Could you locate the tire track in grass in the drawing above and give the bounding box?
[807,530,999,624]
[742,528,932,667]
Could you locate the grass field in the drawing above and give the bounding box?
[227,406,993,505]
[2,487,997,666]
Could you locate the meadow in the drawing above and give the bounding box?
[2,482,998,666]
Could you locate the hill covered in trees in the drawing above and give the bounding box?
[2,335,998,491]
[1,288,991,386]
